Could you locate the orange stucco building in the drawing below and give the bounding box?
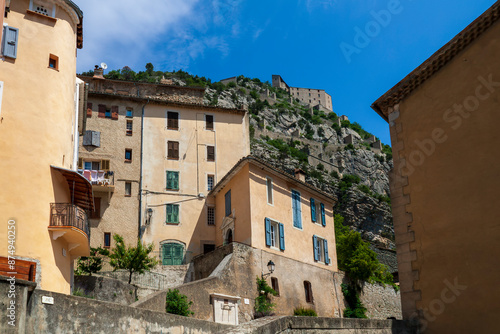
[0,0,90,294]
[372,2,500,332]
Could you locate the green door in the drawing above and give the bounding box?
[162,243,184,265]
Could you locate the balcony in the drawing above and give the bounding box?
[49,203,90,257]
[79,169,115,193]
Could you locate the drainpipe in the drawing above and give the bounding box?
[72,79,83,171]
[138,98,149,241]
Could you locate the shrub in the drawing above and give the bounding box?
[294,307,318,317]
[249,125,255,139]
[330,170,339,179]
[165,289,194,316]
[341,283,367,318]
[344,144,355,151]
[73,288,93,299]
[357,184,372,195]
[250,90,259,100]
[75,247,110,276]
[227,81,236,88]
[255,277,277,317]
[317,163,325,171]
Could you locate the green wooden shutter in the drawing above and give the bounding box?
[279,223,285,251]
[162,244,172,265]
[173,205,179,224]
[166,171,179,190]
[173,244,183,265]
[321,203,326,227]
[313,235,319,261]
[310,198,316,222]
[166,205,172,223]
[323,239,330,264]
[265,218,271,246]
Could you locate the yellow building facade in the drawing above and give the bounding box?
[210,156,337,271]
[141,103,250,262]
[372,2,500,332]
[0,0,90,294]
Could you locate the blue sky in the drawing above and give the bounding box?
[76,0,497,145]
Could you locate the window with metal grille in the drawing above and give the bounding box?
[207,174,214,191]
[167,141,179,159]
[207,207,215,225]
[126,120,133,136]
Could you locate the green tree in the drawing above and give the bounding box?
[145,62,154,76]
[255,277,277,316]
[75,247,109,276]
[165,289,194,316]
[109,235,158,284]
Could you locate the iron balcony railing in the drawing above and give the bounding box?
[50,203,90,241]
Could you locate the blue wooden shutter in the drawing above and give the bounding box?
[225,190,231,216]
[265,218,271,246]
[279,223,285,251]
[313,235,319,261]
[324,239,330,264]
[310,198,316,222]
[292,190,302,228]
[2,26,19,59]
[321,203,326,227]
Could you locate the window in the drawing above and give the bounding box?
[2,26,19,59]
[266,177,273,205]
[313,235,330,264]
[48,54,58,70]
[105,108,111,118]
[126,109,133,118]
[161,243,184,265]
[203,244,216,254]
[166,171,179,190]
[225,190,231,217]
[310,198,321,223]
[166,204,179,224]
[271,277,280,296]
[83,131,100,147]
[167,141,179,159]
[126,120,133,136]
[207,146,215,162]
[125,149,132,162]
[125,182,131,197]
[304,281,313,303]
[167,111,179,130]
[292,190,302,229]
[205,115,214,130]
[29,0,55,17]
[265,218,285,251]
[207,207,215,226]
[320,203,326,226]
[104,233,111,248]
[207,174,214,191]
[90,198,101,219]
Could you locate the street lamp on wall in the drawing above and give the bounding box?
[261,260,275,279]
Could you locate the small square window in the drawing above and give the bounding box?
[125,149,132,162]
[48,54,58,70]
[104,233,111,248]
[125,182,131,197]
[126,109,133,118]
[207,207,215,226]
[126,120,133,136]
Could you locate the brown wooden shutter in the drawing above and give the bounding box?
[173,113,179,129]
[78,158,83,169]
[207,146,215,161]
[173,142,179,159]
[111,106,119,120]
[98,104,106,118]
[101,160,110,171]
[87,102,93,118]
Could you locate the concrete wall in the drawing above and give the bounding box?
[141,102,250,258]
[74,275,137,305]
[385,18,500,333]
[0,0,87,294]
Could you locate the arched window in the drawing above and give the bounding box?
[161,242,184,265]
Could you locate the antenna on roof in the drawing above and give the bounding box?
[100,62,108,70]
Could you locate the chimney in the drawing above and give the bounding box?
[294,168,306,182]
[93,65,104,80]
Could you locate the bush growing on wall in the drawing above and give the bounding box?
[255,277,277,317]
[165,289,194,317]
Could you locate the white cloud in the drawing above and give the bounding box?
[76,0,244,73]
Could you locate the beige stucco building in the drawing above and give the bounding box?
[272,75,333,111]
[0,0,90,294]
[372,2,500,333]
